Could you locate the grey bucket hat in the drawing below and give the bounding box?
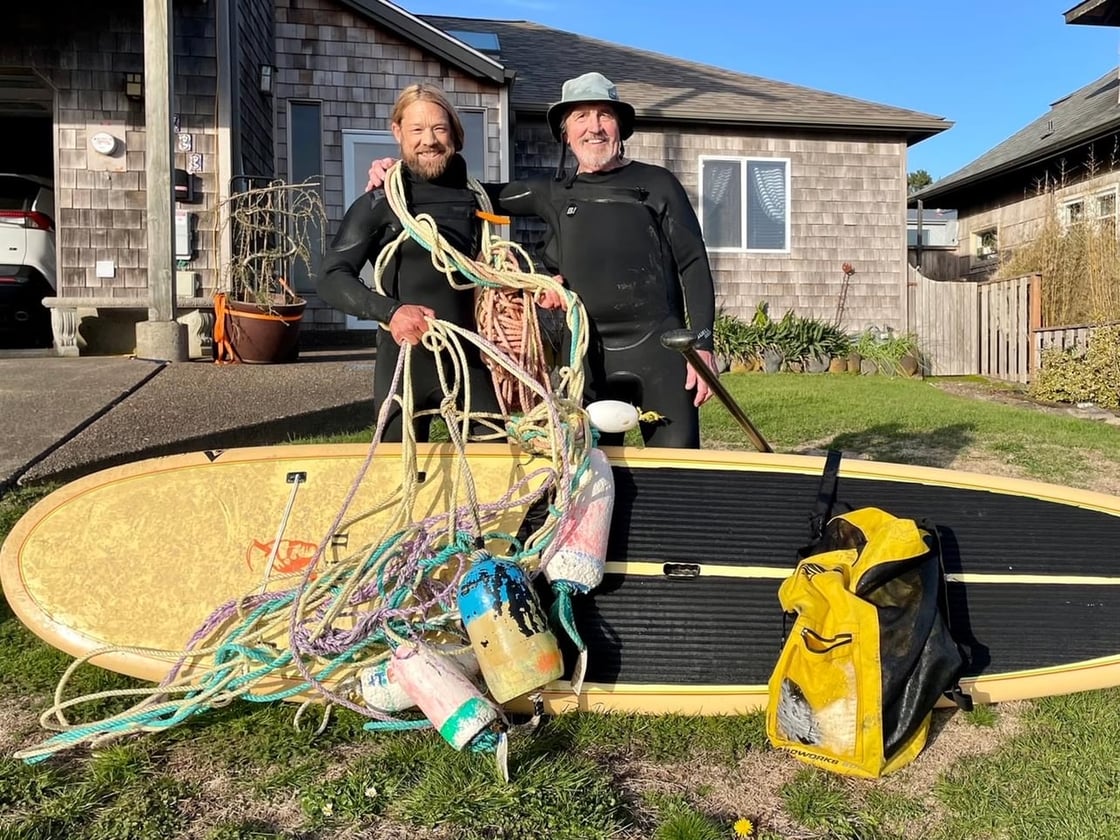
[546,72,635,141]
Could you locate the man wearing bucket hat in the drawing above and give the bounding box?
[367,72,716,449]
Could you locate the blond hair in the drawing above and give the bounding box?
[390,83,465,152]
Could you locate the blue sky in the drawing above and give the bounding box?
[403,0,1120,181]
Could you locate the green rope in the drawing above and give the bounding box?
[550,581,586,652]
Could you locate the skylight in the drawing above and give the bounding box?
[447,30,501,54]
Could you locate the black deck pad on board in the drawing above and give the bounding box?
[552,464,1120,686]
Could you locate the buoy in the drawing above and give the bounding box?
[546,448,613,592]
[586,399,640,434]
[357,645,481,713]
[457,552,564,703]
[544,447,615,694]
[388,640,501,751]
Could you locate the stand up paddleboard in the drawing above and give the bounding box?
[3,443,1120,714]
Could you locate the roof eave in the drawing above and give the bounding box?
[335,0,508,83]
[913,115,1120,203]
[1064,0,1120,25]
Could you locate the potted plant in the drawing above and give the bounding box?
[214,179,326,364]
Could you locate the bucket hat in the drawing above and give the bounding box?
[546,72,635,141]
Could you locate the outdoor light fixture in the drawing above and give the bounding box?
[124,72,144,101]
[259,64,276,96]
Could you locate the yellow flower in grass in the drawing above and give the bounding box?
[733,817,755,837]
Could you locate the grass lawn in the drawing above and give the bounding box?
[2,372,1120,840]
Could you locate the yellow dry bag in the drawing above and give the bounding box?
[766,507,969,778]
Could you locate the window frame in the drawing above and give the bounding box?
[458,108,488,180]
[973,227,999,260]
[285,99,325,296]
[1060,197,1085,228]
[698,155,791,254]
[1092,187,1117,222]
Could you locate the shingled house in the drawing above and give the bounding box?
[912,0,1120,282]
[4,0,948,356]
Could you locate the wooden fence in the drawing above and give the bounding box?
[909,267,1101,383]
[906,264,978,376]
[977,273,1040,384]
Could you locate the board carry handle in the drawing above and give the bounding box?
[660,329,774,453]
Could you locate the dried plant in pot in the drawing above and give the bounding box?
[214,179,327,363]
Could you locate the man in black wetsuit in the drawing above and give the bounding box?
[369,72,717,449]
[318,84,500,442]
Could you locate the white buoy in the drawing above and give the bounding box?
[586,400,640,433]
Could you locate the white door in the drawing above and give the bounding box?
[341,130,398,330]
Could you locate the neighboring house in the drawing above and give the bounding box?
[911,0,1120,282]
[4,0,948,357]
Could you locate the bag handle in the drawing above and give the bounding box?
[920,518,974,712]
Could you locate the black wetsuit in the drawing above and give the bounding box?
[497,161,716,448]
[318,155,500,442]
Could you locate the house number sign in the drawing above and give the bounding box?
[187,153,204,174]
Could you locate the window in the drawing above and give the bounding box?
[287,101,323,295]
[1094,190,1116,225]
[699,157,789,252]
[974,228,998,259]
[459,109,487,179]
[1061,199,1085,228]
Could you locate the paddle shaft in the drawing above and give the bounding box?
[661,329,774,453]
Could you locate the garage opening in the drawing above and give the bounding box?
[0,68,54,349]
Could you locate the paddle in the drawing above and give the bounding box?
[660,329,774,453]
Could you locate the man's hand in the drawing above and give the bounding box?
[366,157,398,192]
[388,304,435,346]
[536,274,567,311]
[686,349,717,407]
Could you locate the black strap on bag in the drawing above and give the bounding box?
[811,449,843,540]
[920,519,974,711]
[784,449,845,643]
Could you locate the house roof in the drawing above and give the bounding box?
[913,67,1120,203]
[1065,0,1120,26]
[335,0,510,83]
[420,15,950,144]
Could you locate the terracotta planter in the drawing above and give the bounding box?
[225,298,305,364]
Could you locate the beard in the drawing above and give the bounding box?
[402,143,453,180]
[571,135,622,173]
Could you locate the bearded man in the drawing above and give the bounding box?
[318,83,500,442]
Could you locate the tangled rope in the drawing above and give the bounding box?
[375,163,585,414]
[16,163,598,765]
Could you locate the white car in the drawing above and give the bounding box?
[0,173,56,347]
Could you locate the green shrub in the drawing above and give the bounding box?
[852,328,922,373]
[1029,324,1120,409]
[714,302,849,368]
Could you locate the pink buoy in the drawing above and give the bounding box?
[546,447,614,592]
[544,447,615,694]
[388,640,501,751]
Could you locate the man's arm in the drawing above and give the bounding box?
[318,193,400,324]
[319,194,435,345]
[658,171,716,351]
[657,169,718,406]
